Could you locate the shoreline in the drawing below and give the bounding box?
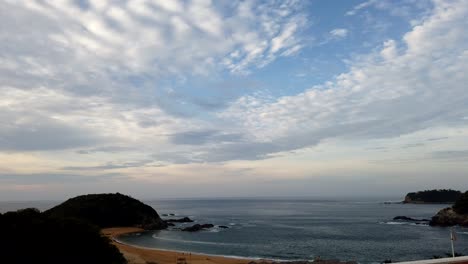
[102,227,262,264]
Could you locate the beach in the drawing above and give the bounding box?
[103,227,255,264]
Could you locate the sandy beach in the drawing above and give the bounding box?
[102,227,256,264]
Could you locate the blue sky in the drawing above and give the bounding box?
[0,0,467,200]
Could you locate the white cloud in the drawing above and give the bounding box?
[346,0,378,16]
[1,0,468,198]
[2,0,307,78]
[329,28,349,38]
[219,0,468,158]
[380,39,397,60]
[346,0,431,17]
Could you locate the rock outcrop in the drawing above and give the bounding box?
[429,207,468,226]
[430,191,468,226]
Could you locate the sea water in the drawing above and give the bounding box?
[122,199,468,263]
[2,198,467,263]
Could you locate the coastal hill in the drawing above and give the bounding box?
[403,189,462,204]
[430,191,468,226]
[45,193,167,230]
[0,208,126,264]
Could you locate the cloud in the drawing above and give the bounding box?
[170,130,244,145]
[2,0,307,79]
[62,160,162,171]
[216,0,468,160]
[346,0,378,16]
[0,85,196,154]
[346,0,432,17]
[0,172,126,185]
[426,137,449,141]
[401,143,425,149]
[380,39,398,60]
[329,28,348,39]
[76,146,136,155]
[0,110,103,151]
[432,150,468,161]
[1,0,468,199]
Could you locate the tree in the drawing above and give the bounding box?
[453,191,468,214]
[0,208,126,264]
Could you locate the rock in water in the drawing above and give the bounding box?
[165,217,194,223]
[393,216,429,221]
[182,223,214,232]
[45,193,168,230]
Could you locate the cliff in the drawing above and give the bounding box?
[45,193,167,230]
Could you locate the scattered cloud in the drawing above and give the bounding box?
[432,150,468,161]
[2,0,308,80]
[346,0,379,16]
[218,0,468,160]
[401,143,425,149]
[346,0,432,18]
[170,130,244,145]
[426,137,449,142]
[1,0,467,198]
[0,172,127,185]
[62,160,163,171]
[329,28,349,39]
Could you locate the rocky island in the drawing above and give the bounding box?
[403,189,462,204]
[430,191,468,226]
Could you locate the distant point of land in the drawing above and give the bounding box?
[403,189,462,204]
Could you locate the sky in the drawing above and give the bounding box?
[0,0,467,201]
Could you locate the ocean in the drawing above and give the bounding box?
[2,198,467,263]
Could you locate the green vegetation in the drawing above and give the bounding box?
[404,189,462,203]
[453,191,468,214]
[0,208,126,264]
[45,193,167,229]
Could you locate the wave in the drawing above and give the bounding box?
[151,235,239,246]
[208,227,222,233]
[379,221,429,226]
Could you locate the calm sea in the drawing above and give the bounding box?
[2,198,467,263]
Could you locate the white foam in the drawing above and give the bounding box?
[379,221,428,226]
[150,235,236,246]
